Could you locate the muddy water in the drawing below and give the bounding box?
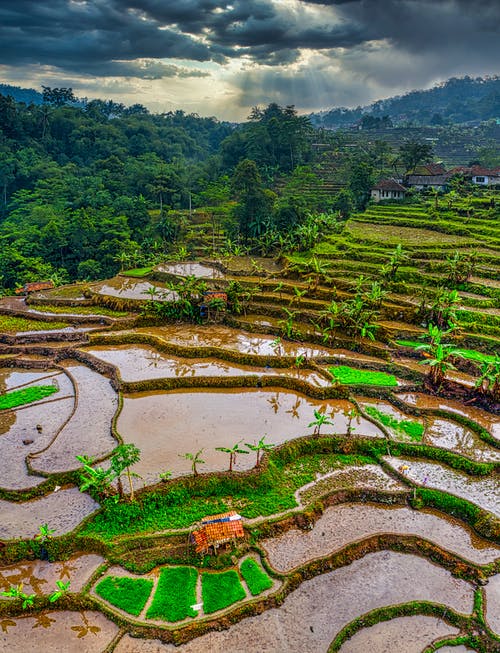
[0,488,99,540]
[114,552,474,653]
[93,277,176,301]
[360,399,500,463]
[385,457,500,517]
[398,393,500,441]
[31,364,117,473]
[157,262,223,278]
[299,465,406,504]
[338,616,458,653]
[262,504,500,572]
[129,324,345,358]
[118,389,383,484]
[83,345,330,386]
[485,574,500,635]
[0,611,119,653]
[0,554,104,595]
[0,368,60,392]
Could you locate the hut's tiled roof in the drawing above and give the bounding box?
[372,179,406,192]
[192,511,244,553]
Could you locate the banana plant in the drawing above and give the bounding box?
[308,409,334,436]
[245,436,275,467]
[215,440,249,472]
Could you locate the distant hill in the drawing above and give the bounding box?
[0,84,43,105]
[311,76,500,129]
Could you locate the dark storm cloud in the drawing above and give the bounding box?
[0,0,499,111]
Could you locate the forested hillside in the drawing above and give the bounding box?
[312,76,500,128]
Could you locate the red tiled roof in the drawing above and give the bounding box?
[192,511,244,552]
[372,179,406,192]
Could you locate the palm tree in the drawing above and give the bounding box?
[308,409,334,436]
[215,440,249,472]
[110,444,141,501]
[245,436,275,467]
[180,449,205,476]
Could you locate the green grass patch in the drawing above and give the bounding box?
[146,566,198,622]
[29,304,129,317]
[329,365,398,387]
[122,267,153,278]
[95,576,153,616]
[0,315,69,333]
[202,570,246,614]
[364,406,424,441]
[0,385,58,410]
[240,559,273,596]
[79,453,373,541]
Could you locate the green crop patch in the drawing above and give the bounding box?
[122,267,153,277]
[0,315,69,333]
[240,559,273,596]
[146,566,198,622]
[329,365,398,387]
[202,570,246,614]
[364,406,424,441]
[0,385,58,410]
[95,576,153,616]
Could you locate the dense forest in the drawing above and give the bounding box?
[0,79,499,292]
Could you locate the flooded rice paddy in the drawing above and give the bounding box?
[118,389,382,483]
[156,262,223,278]
[398,393,500,441]
[125,324,349,358]
[31,364,118,473]
[485,573,500,635]
[83,344,330,386]
[92,277,176,301]
[113,552,474,653]
[0,488,99,540]
[385,457,500,516]
[338,616,458,653]
[0,554,104,596]
[360,399,500,462]
[0,611,119,653]
[262,503,500,572]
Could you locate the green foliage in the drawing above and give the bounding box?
[49,580,71,603]
[240,559,273,596]
[201,570,246,614]
[329,365,398,387]
[364,406,424,441]
[1,584,35,609]
[0,385,58,410]
[0,315,69,333]
[146,567,198,621]
[96,576,153,616]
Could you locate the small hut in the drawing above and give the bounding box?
[191,511,244,554]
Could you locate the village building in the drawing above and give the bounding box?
[370,179,407,202]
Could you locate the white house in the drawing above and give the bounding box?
[371,179,407,202]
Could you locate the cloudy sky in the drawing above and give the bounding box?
[1,0,499,120]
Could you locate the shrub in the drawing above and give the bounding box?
[146,566,198,622]
[95,576,153,616]
[240,558,273,596]
[201,570,246,614]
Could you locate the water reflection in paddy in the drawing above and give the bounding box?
[128,324,362,359]
[156,262,223,278]
[84,344,330,386]
[398,393,500,441]
[93,277,176,301]
[118,388,383,483]
[360,399,500,463]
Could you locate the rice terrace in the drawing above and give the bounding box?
[0,189,499,652]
